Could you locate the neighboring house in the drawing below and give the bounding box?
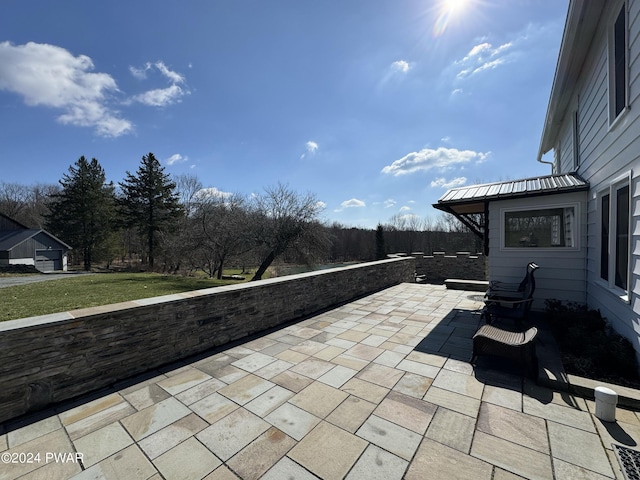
[0,213,71,272]
[434,1,640,358]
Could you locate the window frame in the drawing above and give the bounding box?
[500,202,580,252]
[573,109,580,170]
[597,173,632,302]
[608,1,629,128]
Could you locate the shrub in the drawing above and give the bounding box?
[545,299,640,387]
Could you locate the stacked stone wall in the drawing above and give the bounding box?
[412,252,487,283]
[0,257,414,423]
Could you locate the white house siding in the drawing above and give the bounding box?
[487,191,588,311]
[552,0,640,354]
[555,30,608,178]
[7,258,34,266]
[557,117,574,174]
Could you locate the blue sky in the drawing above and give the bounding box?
[0,0,567,228]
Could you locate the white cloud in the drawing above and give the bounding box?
[452,20,562,86]
[129,63,151,80]
[399,206,411,212]
[195,187,232,200]
[381,147,489,176]
[130,61,185,83]
[454,41,513,80]
[132,84,185,107]
[431,176,468,188]
[334,198,366,212]
[379,60,413,88]
[300,140,319,159]
[342,198,365,208]
[316,201,327,210]
[464,42,492,60]
[166,153,188,165]
[0,41,132,137]
[129,61,188,107]
[155,61,185,84]
[383,198,396,208]
[391,60,411,73]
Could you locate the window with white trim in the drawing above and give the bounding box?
[599,178,631,295]
[502,205,577,249]
[609,2,628,123]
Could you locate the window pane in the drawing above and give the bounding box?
[504,207,575,248]
[601,194,610,281]
[615,185,629,289]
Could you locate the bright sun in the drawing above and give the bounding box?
[433,0,472,36]
[444,0,469,15]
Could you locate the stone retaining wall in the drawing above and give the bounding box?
[412,252,487,283]
[0,257,414,423]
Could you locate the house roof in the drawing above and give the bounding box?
[0,212,29,230]
[0,229,72,251]
[433,173,589,215]
[537,0,606,159]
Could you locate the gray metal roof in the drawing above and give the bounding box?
[0,230,40,251]
[434,173,588,212]
[0,229,72,251]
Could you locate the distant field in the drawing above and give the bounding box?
[0,272,244,322]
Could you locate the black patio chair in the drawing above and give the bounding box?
[486,262,538,301]
[481,270,536,327]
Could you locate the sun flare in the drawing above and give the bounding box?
[433,0,473,37]
[443,0,469,15]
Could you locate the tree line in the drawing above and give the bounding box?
[0,154,479,278]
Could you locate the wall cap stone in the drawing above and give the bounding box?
[0,257,413,333]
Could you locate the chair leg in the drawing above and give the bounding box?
[480,307,492,325]
[520,346,538,380]
[529,351,539,381]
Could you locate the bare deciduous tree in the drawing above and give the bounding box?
[173,173,203,216]
[0,182,30,220]
[0,182,59,228]
[192,192,249,278]
[248,183,329,281]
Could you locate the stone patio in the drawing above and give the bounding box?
[1,282,638,479]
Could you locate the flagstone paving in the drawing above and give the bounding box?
[1,282,639,479]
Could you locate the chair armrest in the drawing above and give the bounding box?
[485,297,532,308]
[485,290,524,301]
[488,282,521,292]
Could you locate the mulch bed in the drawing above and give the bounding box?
[545,300,640,389]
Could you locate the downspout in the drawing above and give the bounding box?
[537,156,554,172]
[537,149,555,174]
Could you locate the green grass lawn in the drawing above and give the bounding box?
[0,272,244,322]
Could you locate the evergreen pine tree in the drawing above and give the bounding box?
[118,153,182,269]
[375,223,386,260]
[46,156,116,271]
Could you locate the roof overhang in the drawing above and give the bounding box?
[433,173,589,255]
[537,0,606,160]
[433,173,589,215]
